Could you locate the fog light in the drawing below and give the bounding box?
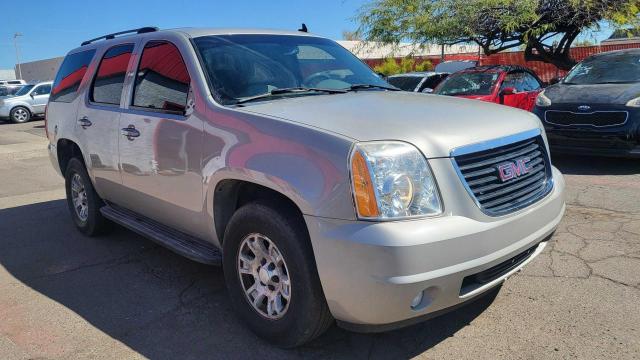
[410,291,424,310]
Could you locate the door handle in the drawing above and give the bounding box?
[121,125,140,140]
[78,117,92,129]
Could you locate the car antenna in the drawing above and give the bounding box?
[298,23,308,33]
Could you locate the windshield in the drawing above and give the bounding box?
[15,85,34,96]
[435,72,499,96]
[387,76,423,91]
[193,34,389,104]
[564,52,640,85]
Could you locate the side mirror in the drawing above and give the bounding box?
[29,93,35,98]
[500,87,516,96]
[421,88,434,93]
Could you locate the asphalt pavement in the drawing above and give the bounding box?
[0,120,638,359]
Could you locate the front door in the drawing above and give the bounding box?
[29,83,51,114]
[500,71,530,110]
[117,40,203,234]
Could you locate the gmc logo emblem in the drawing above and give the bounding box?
[496,157,532,182]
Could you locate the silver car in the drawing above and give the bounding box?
[0,81,52,123]
[46,27,565,347]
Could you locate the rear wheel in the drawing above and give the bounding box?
[64,157,111,236]
[10,106,30,123]
[223,202,332,347]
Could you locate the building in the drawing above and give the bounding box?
[0,69,16,80]
[14,56,64,82]
[601,29,640,46]
[336,40,479,60]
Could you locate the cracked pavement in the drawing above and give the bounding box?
[0,120,639,359]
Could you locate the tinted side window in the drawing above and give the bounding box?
[523,73,541,91]
[132,41,190,114]
[502,72,527,92]
[50,49,96,102]
[90,44,134,105]
[33,84,52,95]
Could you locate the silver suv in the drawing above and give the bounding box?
[46,27,565,347]
[0,81,52,123]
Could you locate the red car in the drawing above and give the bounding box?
[434,65,544,111]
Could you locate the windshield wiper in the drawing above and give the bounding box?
[346,84,400,92]
[234,87,347,105]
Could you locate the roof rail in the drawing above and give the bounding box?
[81,27,159,46]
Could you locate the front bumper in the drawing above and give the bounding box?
[0,105,11,118]
[305,166,565,330]
[533,105,640,158]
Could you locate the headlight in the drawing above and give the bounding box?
[535,91,552,107]
[626,96,640,108]
[350,141,442,219]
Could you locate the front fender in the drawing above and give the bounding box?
[201,105,357,244]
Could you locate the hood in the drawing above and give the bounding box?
[544,82,640,105]
[240,91,542,158]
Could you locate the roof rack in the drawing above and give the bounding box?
[81,27,159,46]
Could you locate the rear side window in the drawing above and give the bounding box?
[50,49,96,102]
[33,84,52,95]
[90,44,134,105]
[132,41,190,115]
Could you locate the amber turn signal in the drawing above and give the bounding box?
[351,150,379,217]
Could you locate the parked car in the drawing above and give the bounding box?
[434,65,544,111]
[0,84,25,97]
[47,27,565,347]
[434,60,477,73]
[0,81,52,123]
[533,48,640,157]
[386,72,449,92]
[0,79,27,86]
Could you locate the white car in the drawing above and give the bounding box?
[0,81,52,123]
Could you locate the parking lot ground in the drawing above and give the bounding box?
[0,120,639,360]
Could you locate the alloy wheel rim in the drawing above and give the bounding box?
[70,173,89,222]
[14,109,27,122]
[237,233,291,320]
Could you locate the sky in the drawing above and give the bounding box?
[0,0,615,70]
[0,0,368,69]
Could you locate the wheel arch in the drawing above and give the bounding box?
[56,138,86,173]
[212,178,309,246]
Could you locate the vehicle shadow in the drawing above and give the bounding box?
[551,153,640,176]
[0,200,498,359]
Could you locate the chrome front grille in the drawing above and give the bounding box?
[452,130,553,216]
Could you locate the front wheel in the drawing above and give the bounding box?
[10,106,31,123]
[223,202,333,347]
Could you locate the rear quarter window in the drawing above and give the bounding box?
[50,49,96,103]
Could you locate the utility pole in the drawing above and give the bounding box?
[13,33,23,80]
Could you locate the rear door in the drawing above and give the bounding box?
[29,83,52,114]
[117,39,203,233]
[75,43,136,202]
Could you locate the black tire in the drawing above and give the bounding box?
[64,157,111,236]
[223,202,333,348]
[10,106,31,123]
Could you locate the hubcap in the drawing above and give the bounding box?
[237,233,291,320]
[13,108,27,122]
[70,173,89,222]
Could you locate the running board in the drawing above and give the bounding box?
[100,204,222,265]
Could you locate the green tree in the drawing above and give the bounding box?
[373,57,434,75]
[356,0,640,70]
